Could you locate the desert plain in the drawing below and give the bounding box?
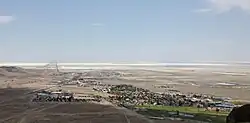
[0,63,249,123]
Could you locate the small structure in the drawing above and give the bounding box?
[33,90,74,102]
[215,103,235,109]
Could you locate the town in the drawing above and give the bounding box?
[31,69,241,123]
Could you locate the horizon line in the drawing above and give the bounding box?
[0,62,250,67]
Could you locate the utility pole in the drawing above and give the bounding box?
[43,61,60,76]
[55,61,59,73]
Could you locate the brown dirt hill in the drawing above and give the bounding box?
[0,66,27,77]
[0,66,26,73]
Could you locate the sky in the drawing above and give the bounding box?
[1,0,250,63]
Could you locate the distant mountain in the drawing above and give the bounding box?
[0,66,27,77]
[0,66,26,73]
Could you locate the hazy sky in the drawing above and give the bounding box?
[1,0,250,62]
